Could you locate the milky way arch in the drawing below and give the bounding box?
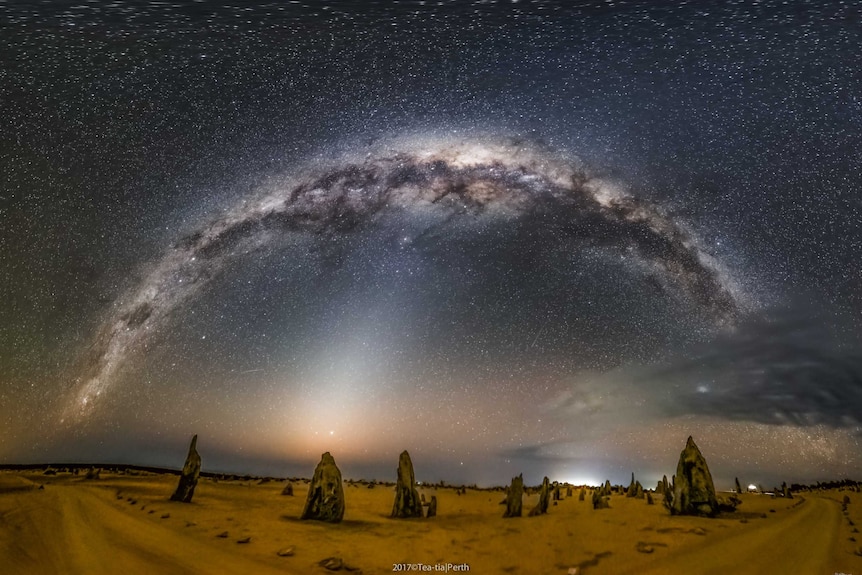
[64,136,742,421]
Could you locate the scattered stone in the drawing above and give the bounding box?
[740,518,748,523]
[281,482,294,496]
[669,436,719,517]
[237,537,251,544]
[578,488,586,502]
[646,492,654,505]
[503,474,524,518]
[735,477,743,494]
[185,521,197,527]
[427,495,437,518]
[300,452,345,523]
[170,434,202,503]
[160,513,170,519]
[85,467,101,480]
[277,546,295,557]
[691,527,707,536]
[566,486,573,498]
[391,451,423,518]
[217,531,229,538]
[636,542,654,554]
[319,557,344,570]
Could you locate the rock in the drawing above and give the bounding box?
[553,485,561,501]
[300,452,345,523]
[216,531,229,538]
[670,437,718,517]
[237,537,251,544]
[160,513,170,519]
[578,488,586,501]
[636,542,654,554]
[85,467,101,480]
[282,482,294,496]
[391,451,423,518]
[646,492,654,505]
[320,557,343,570]
[427,495,437,518]
[592,490,610,509]
[277,546,295,557]
[503,474,524,518]
[626,473,637,497]
[661,475,673,511]
[528,476,551,516]
[782,482,793,499]
[735,477,743,494]
[566,486,573,498]
[170,435,201,503]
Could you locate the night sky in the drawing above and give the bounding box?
[2,0,862,488]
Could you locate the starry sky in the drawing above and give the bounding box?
[2,0,862,489]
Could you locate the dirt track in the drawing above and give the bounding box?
[630,496,844,575]
[0,478,294,575]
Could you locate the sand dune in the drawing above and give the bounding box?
[1,471,860,574]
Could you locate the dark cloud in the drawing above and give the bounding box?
[654,307,862,427]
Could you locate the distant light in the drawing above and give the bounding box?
[748,484,757,491]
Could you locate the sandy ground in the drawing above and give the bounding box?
[1,471,861,575]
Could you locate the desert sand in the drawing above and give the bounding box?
[1,470,860,575]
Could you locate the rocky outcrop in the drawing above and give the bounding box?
[170,435,201,503]
[391,450,423,518]
[626,473,637,497]
[281,482,294,496]
[503,474,524,518]
[669,436,718,517]
[528,476,551,516]
[300,452,345,523]
[626,473,644,499]
[735,477,743,494]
